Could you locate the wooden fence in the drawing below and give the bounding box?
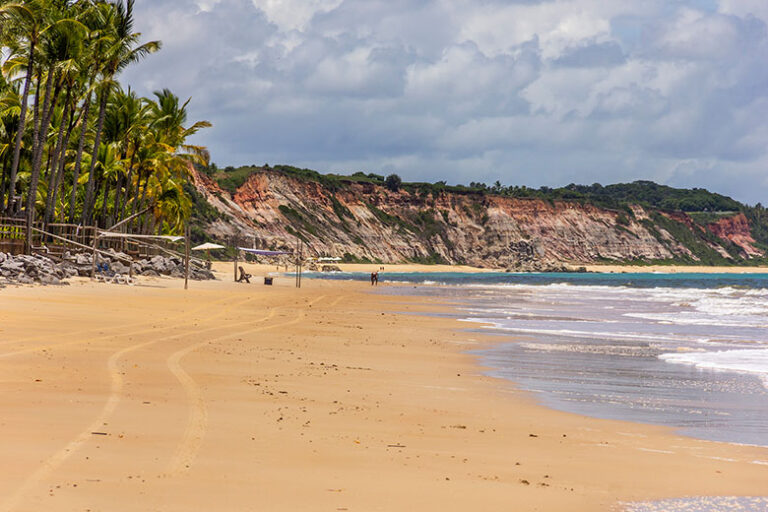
[0,217,25,255]
[1,217,182,260]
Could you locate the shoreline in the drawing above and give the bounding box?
[0,274,767,510]
[226,261,768,277]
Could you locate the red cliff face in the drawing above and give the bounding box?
[191,168,761,266]
[707,213,762,257]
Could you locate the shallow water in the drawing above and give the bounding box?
[621,496,768,512]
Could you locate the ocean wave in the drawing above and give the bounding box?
[660,349,768,389]
[518,342,659,357]
[464,319,706,344]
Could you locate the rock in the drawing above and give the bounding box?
[0,250,216,287]
[39,275,61,286]
[75,253,92,265]
[16,275,34,285]
[111,262,130,275]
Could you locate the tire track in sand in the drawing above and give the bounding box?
[0,294,238,359]
[165,295,328,475]
[0,295,259,512]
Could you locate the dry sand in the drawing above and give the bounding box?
[1,269,767,511]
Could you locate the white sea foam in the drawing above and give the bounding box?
[464,317,706,344]
[660,349,768,389]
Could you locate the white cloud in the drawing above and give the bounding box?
[253,0,343,31]
[121,0,768,205]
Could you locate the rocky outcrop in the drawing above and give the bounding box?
[0,253,70,285]
[0,251,215,286]
[191,168,763,267]
[707,213,762,257]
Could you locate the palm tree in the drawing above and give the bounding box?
[24,2,88,248]
[82,0,160,225]
[0,0,210,251]
[0,0,48,215]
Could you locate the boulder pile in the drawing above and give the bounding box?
[0,253,69,285]
[0,250,215,286]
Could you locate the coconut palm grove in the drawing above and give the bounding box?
[0,0,210,245]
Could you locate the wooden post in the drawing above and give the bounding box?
[298,239,303,288]
[184,224,190,290]
[233,234,238,282]
[90,232,99,279]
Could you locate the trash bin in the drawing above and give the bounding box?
[264,277,274,286]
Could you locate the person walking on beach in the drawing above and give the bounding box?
[371,272,376,286]
[374,271,379,286]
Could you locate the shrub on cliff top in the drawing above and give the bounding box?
[385,174,402,192]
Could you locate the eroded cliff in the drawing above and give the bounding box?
[191,168,763,268]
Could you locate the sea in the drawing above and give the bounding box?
[308,271,768,448]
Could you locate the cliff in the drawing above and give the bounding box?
[190,167,764,268]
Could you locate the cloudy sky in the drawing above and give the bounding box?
[122,0,768,204]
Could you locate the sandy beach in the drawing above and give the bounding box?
[1,269,767,511]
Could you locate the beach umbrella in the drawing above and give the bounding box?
[191,243,226,251]
[192,242,227,263]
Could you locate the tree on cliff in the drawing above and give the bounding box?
[385,173,401,192]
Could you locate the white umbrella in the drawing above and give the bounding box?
[191,242,226,251]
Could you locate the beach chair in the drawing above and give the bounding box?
[237,266,252,283]
[95,263,135,285]
[113,273,135,286]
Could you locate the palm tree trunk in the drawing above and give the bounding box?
[52,119,75,224]
[120,148,138,225]
[4,38,36,215]
[25,68,57,253]
[68,90,92,223]
[110,173,123,228]
[100,176,110,228]
[138,172,151,233]
[53,101,83,223]
[130,143,142,218]
[0,157,8,203]
[29,67,42,167]
[82,87,108,225]
[44,87,72,228]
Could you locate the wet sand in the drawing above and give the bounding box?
[0,268,767,511]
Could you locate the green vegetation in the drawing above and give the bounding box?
[278,204,321,237]
[0,0,211,243]
[384,174,402,192]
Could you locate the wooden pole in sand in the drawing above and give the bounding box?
[90,232,99,279]
[298,239,303,288]
[233,234,238,282]
[184,224,190,290]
